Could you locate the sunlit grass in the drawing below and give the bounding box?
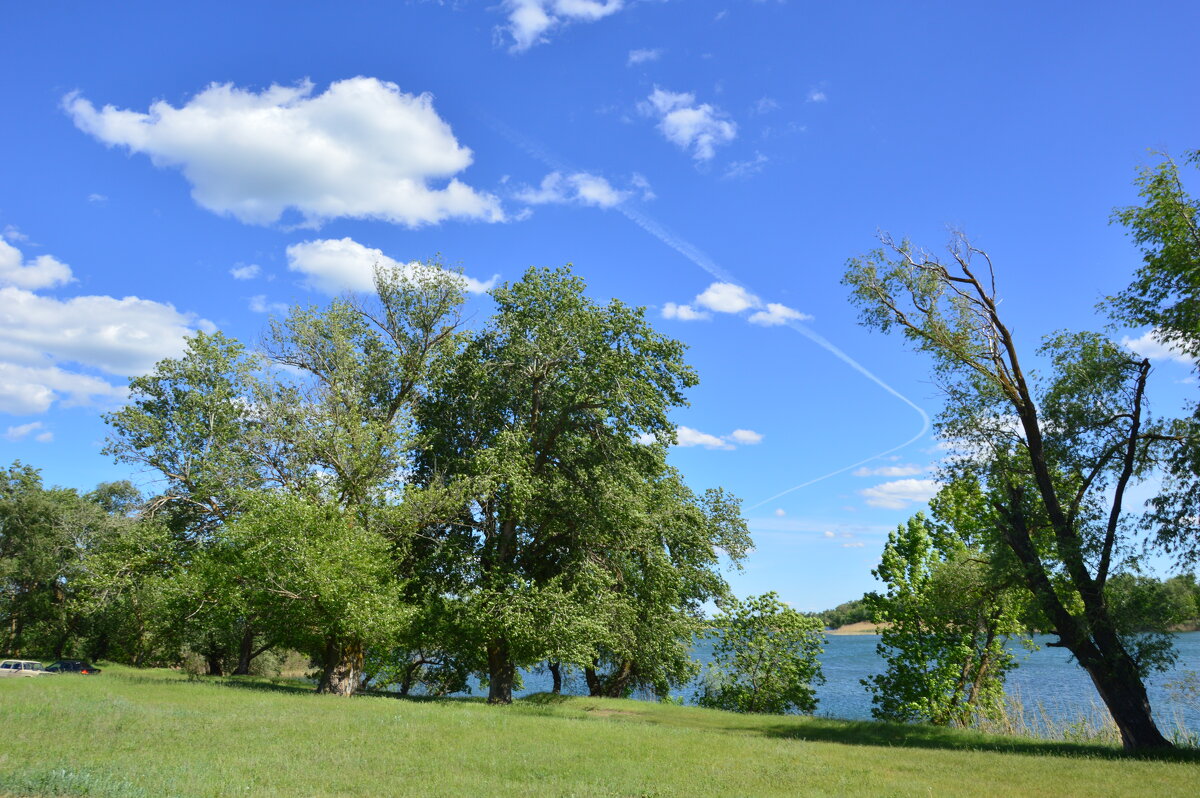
[2,665,1196,797]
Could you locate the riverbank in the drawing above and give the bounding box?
[2,665,1197,797]
[827,621,887,635]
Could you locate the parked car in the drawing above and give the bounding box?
[0,659,48,677]
[44,660,102,675]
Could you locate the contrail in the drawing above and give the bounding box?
[481,113,930,507]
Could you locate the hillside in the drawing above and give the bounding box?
[1,666,1196,797]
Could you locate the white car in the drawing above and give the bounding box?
[0,659,48,677]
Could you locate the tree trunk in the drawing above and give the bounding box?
[1074,632,1172,750]
[487,638,515,704]
[318,637,364,696]
[205,651,224,676]
[233,627,255,675]
[548,661,562,695]
[584,665,601,697]
[601,660,637,698]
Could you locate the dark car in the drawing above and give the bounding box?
[45,660,101,675]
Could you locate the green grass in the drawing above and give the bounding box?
[1,665,1196,797]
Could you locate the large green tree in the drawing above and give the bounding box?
[845,233,1183,749]
[417,266,698,703]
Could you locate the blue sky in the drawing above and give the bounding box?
[1,1,1197,609]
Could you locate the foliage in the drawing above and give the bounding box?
[698,592,825,715]
[415,265,713,703]
[1110,150,1200,360]
[815,598,871,629]
[864,483,1029,726]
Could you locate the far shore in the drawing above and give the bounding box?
[827,621,888,635]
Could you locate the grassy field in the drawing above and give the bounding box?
[1,665,1196,797]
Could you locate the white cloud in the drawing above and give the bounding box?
[729,429,763,445]
[502,0,626,51]
[515,172,629,208]
[1122,329,1196,365]
[4,421,52,443]
[724,152,769,180]
[630,173,656,201]
[751,97,781,115]
[860,478,941,510]
[229,264,261,280]
[696,282,758,313]
[842,542,864,548]
[0,362,130,414]
[0,240,212,414]
[3,226,29,242]
[640,87,737,161]
[286,237,496,296]
[87,193,108,203]
[0,239,74,290]
[853,464,925,478]
[774,508,786,517]
[627,48,662,66]
[666,281,813,329]
[748,302,812,326]
[675,426,734,450]
[66,77,503,228]
[673,425,762,450]
[661,302,710,322]
[248,295,289,315]
[823,531,835,538]
[807,89,827,103]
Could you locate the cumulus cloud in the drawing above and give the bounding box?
[66,77,503,228]
[860,478,941,510]
[640,87,737,161]
[853,464,925,478]
[774,508,786,517]
[0,239,74,290]
[696,282,757,313]
[675,426,734,450]
[748,302,812,326]
[515,172,629,208]
[0,240,211,414]
[661,302,710,322]
[807,89,827,103]
[729,429,763,445]
[627,48,662,66]
[663,281,811,329]
[502,0,625,51]
[4,421,53,443]
[286,237,496,296]
[229,264,261,280]
[1122,329,1196,365]
[673,425,763,450]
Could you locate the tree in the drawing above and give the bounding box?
[0,463,99,657]
[1111,150,1200,360]
[416,265,697,703]
[845,233,1182,749]
[217,492,408,694]
[1109,152,1200,565]
[865,487,1028,726]
[698,592,825,715]
[583,474,751,699]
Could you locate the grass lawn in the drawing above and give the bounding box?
[1,665,1196,797]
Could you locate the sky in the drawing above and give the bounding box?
[1,1,1198,610]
